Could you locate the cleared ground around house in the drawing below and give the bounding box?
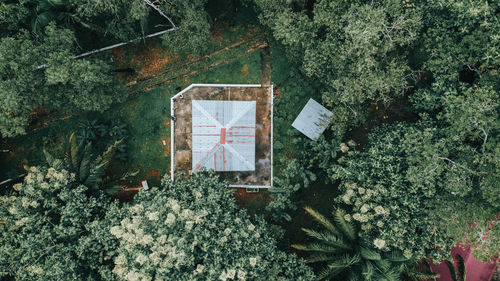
[172,85,272,187]
[0,25,264,189]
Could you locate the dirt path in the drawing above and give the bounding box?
[129,40,268,95]
[27,36,268,131]
[260,47,271,86]
[135,36,261,84]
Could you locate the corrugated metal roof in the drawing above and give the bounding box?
[292,98,333,140]
[192,100,256,172]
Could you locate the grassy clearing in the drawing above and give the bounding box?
[0,25,262,186]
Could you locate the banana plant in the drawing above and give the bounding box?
[44,132,138,195]
[292,207,439,281]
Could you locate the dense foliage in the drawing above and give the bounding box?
[292,207,436,281]
[332,116,498,261]
[0,0,215,138]
[0,166,110,280]
[251,0,499,262]
[99,173,315,280]
[0,0,498,278]
[0,169,314,280]
[0,23,125,137]
[252,0,421,135]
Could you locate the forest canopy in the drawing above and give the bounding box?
[0,0,498,279]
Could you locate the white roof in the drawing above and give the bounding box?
[292,98,332,140]
[192,100,256,171]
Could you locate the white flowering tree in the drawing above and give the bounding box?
[0,166,110,280]
[101,172,315,281]
[332,119,499,261]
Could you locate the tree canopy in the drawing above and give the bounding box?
[0,0,215,138]
[0,168,314,280]
[0,23,125,137]
[252,0,421,134]
[251,0,499,263]
[0,166,110,280]
[101,173,315,280]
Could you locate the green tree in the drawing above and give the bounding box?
[96,172,315,280]
[292,207,436,281]
[0,166,110,280]
[420,0,500,82]
[409,82,499,261]
[251,0,421,134]
[160,0,212,56]
[332,118,499,261]
[0,24,125,137]
[0,1,30,36]
[74,0,212,55]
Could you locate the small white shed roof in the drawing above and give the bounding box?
[292,98,332,140]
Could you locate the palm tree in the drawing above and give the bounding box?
[31,0,96,35]
[32,0,76,34]
[44,132,137,195]
[292,207,437,281]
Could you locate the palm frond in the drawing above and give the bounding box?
[362,261,375,281]
[84,162,105,188]
[333,208,357,241]
[374,258,391,272]
[292,243,345,253]
[43,149,56,167]
[305,206,341,236]
[301,228,351,250]
[78,142,92,182]
[316,266,344,281]
[316,254,361,280]
[386,251,409,262]
[360,247,381,261]
[119,169,139,180]
[446,260,458,281]
[376,268,401,281]
[68,132,80,171]
[328,254,361,271]
[455,254,465,281]
[404,259,440,281]
[306,253,341,263]
[94,139,121,167]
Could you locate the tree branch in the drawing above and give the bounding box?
[143,0,177,29]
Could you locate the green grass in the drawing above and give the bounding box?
[0,26,262,185]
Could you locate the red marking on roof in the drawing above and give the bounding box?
[222,146,226,171]
[220,128,226,144]
[195,164,201,169]
[214,153,217,171]
[230,126,256,129]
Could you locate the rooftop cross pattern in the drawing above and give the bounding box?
[192,100,256,172]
